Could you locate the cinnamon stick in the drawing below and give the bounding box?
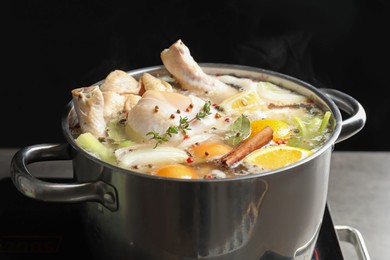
[220,126,273,167]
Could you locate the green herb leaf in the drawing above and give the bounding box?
[195,101,212,120]
[225,114,251,146]
[167,126,179,136]
[178,116,191,134]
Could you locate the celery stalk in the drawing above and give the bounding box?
[292,116,307,137]
[117,140,136,148]
[319,111,331,133]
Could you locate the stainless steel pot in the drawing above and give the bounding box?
[10,64,366,260]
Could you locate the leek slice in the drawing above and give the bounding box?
[107,118,128,143]
[75,132,116,164]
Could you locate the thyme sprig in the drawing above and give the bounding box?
[195,100,212,120]
[147,101,212,148]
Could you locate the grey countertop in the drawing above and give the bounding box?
[327,151,390,259]
[1,149,389,259]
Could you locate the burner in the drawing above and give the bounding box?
[312,249,319,260]
[0,178,344,259]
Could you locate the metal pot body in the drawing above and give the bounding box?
[74,147,331,260]
[10,64,366,260]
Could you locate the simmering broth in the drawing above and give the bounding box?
[70,40,333,179]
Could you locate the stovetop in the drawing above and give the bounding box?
[0,178,344,260]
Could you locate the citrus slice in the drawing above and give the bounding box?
[250,119,291,142]
[152,164,199,179]
[244,145,313,170]
[190,142,232,163]
[219,89,265,113]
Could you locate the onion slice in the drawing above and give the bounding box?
[115,146,188,170]
[257,82,308,105]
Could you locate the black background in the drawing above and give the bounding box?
[2,0,389,151]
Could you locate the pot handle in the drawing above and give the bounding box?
[10,143,117,211]
[320,88,366,144]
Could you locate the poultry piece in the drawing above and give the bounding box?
[100,70,142,121]
[102,91,127,122]
[99,70,140,94]
[123,94,142,112]
[139,72,173,95]
[71,86,106,137]
[160,39,238,103]
[125,90,223,143]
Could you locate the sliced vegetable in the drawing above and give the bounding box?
[319,111,331,133]
[257,82,308,104]
[288,112,332,149]
[75,132,116,164]
[107,118,128,143]
[115,146,188,170]
[117,140,136,148]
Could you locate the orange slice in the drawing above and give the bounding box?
[250,119,291,142]
[244,145,313,170]
[152,164,199,179]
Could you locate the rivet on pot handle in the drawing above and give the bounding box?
[320,88,366,144]
[10,143,118,211]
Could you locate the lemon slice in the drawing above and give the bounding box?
[219,89,265,113]
[250,119,291,142]
[244,145,313,170]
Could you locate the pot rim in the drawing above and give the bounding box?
[62,63,342,182]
